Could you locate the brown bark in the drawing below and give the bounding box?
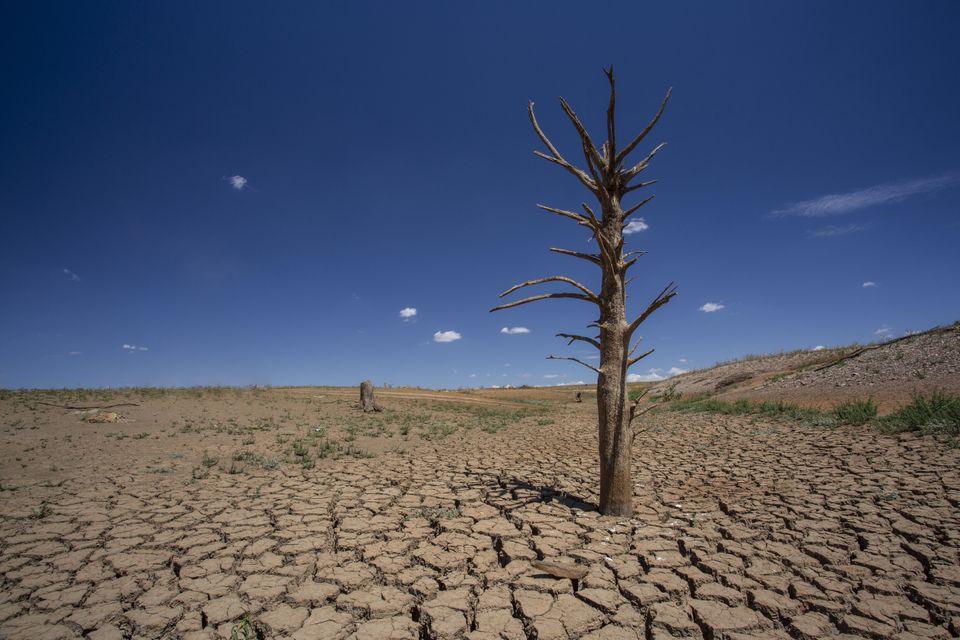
[359,380,384,412]
[491,68,676,516]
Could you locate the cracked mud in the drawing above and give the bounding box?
[1,390,959,639]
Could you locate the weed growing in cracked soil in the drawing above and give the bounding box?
[230,612,258,640]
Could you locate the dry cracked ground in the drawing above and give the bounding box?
[1,389,959,639]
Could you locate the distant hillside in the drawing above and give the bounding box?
[649,322,960,411]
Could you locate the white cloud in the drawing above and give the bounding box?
[63,268,80,282]
[122,344,149,352]
[874,325,893,336]
[433,330,461,343]
[808,224,868,238]
[623,218,649,234]
[770,173,960,218]
[399,307,417,320]
[626,366,687,383]
[699,302,725,313]
[679,358,688,363]
[812,345,826,351]
[68,351,82,356]
[500,327,530,335]
[543,374,561,379]
[627,372,663,382]
[862,281,877,288]
[228,175,248,191]
[555,380,586,386]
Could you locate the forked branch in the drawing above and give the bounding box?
[557,332,601,350]
[627,282,678,335]
[498,276,599,301]
[528,103,598,193]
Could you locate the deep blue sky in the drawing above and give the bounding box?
[2,2,959,389]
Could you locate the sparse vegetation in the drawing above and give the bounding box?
[832,399,878,425]
[230,613,257,640]
[879,390,960,437]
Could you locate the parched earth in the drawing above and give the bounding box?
[1,395,959,639]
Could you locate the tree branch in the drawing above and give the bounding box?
[628,347,655,367]
[537,204,592,227]
[547,355,601,374]
[615,87,672,167]
[490,292,594,313]
[558,97,606,172]
[498,276,599,301]
[627,282,678,335]
[532,151,598,192]
[556,332,601,350]
[529,102,598,192]
[623,195,655,220]
[623,179,657,194]
[622,143,666,182]
[549,247,602,266]
[627,387,649,426]
[604,66,616,172]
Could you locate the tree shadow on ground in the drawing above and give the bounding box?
[484,476,598,514]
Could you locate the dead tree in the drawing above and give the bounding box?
[491,68,676,516]
[359,380,384,412]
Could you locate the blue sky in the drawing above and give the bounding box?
[2,2,959,389]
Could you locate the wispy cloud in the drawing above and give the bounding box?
[500,327,530,335]
[699,302,724,313]
[399,307,417,321]
[874,325,893,337]
[771,173,960,218]
[63,268,80,282]
[812,345,826,351]
[433,330,461,343]
[623,218,649,234]
[862,281,877,288]
[807,224,868,238]
[68,351,82,356]
[122,343,149,352]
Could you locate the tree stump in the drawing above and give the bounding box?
[359,380,384,412]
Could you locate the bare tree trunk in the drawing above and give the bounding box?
[492,68,676,516]
[596,199,631,515]
[359,380,383,412]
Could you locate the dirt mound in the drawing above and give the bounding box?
[651,322,960,411]
[648,347,846,398]
[726,322,960,410]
